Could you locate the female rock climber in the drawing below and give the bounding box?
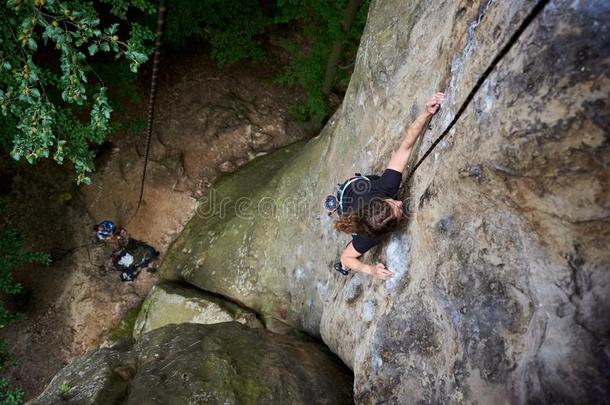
[331,92,444,279]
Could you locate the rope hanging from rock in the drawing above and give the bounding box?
[404,0,550,185]
[127,0,166,225]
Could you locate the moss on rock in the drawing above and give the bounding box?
[108,305,142,343]
[32,323,353,404]
[133,282,262,339]
[158,139,334,329]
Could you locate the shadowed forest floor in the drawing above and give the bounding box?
[0,42,310,399]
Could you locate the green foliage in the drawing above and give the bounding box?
[164,0,270,65]
[275,38,328,120]
[0,0,154,184]
[0,222,50,402]
[108,303,142,342]
[58,382,71,394]
[0,0,370,183]
[275,0,370,121]
[99,0,154,20]
[0,341,23,405]
[90,60,146,135]
[161,0,370,122]
[0,228,50,326]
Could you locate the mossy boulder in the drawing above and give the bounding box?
[133,282,262,339]
[31,323,353,405]
[159,139,336,333]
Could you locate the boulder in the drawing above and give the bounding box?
[31,323,353,405]
[133,282,262,339]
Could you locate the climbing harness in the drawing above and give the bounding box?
[403,0,550,184]
[124,0,167,226]
[326,174,371,276]
[324,173,370,216]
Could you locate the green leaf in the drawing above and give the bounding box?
[132,51,148,64]
[27,38,37,51]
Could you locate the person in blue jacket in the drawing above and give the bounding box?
[93,220,116,241]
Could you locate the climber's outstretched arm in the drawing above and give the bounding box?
[387,92,444,174]
[340,242,393,280]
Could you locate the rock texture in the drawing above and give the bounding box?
[31,323,353,405]
[158,0,610,403]
[133,282,262,339]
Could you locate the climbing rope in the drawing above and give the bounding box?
[125,0,167,225]
[404,0,550,184]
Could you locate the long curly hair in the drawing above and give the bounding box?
[334,198,399,237]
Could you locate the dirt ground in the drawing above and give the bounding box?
[0,42,310,399]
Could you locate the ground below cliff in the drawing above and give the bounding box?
[0,42,309,399]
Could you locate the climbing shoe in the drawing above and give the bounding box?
[334,262,350,276]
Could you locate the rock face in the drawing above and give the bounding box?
[159,0,610,403]
[31,323,353,405]
[133,282,262,339]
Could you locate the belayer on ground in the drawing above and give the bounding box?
[112,238,159,282]
[326,92,444,279]
[93,220,160,282]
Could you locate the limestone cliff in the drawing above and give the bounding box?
[34,0,609,403]
[159,0,610,403]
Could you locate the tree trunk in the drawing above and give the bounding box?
[322,0,363,96]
